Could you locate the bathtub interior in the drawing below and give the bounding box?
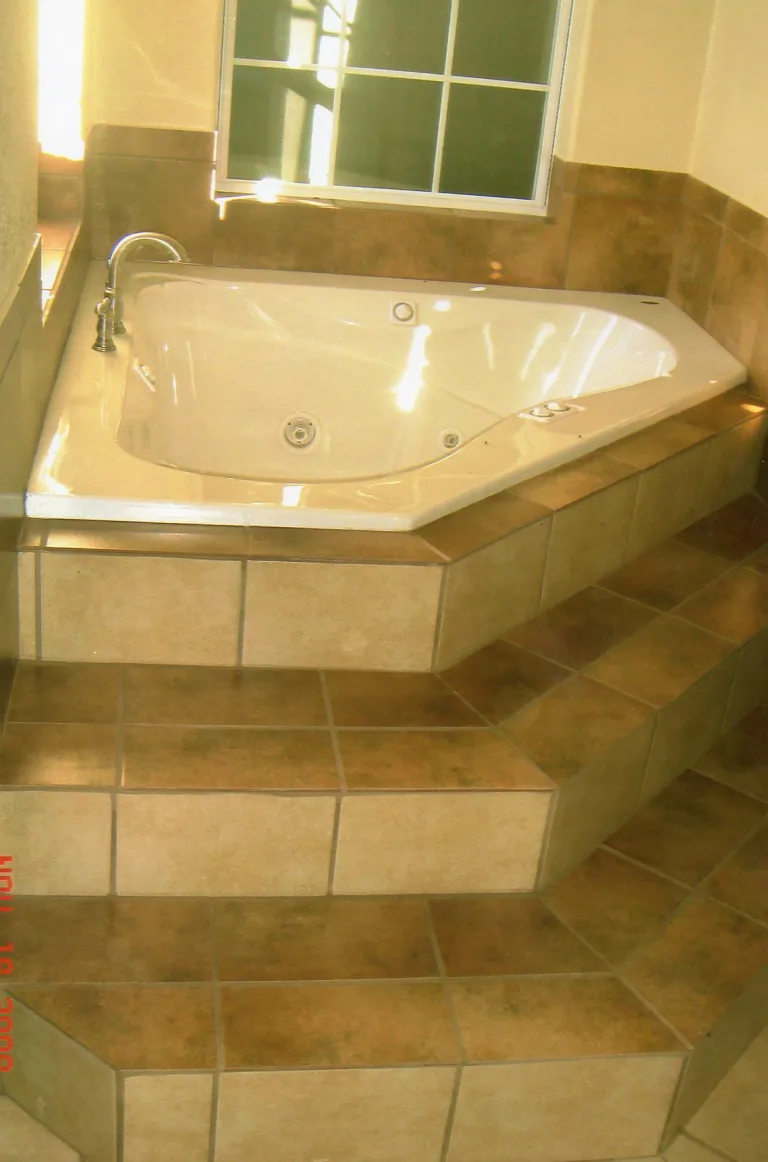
[117,273,678,484]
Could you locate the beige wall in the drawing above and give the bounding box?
[0,0,38,313]
[84,0,225,133]
[561,0,715,171]
[691,0,768,217]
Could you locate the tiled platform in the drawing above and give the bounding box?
[16,388,767,670]
[1,495,766,892]
[2,494,767,895]
[4,743,768,1162]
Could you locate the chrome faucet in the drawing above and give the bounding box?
[93,232,189,353]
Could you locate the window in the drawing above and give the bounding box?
[217,0,573,214]
[38,0,85,160]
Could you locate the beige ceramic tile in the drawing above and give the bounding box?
[724,627,768,731]
[446,1056,684,1162]
[436,520,550,669]
[627,442,713,559]
[3,992,117,1162]
[699,418,768,514]
[541,719,655,884]
[333,791,551,894]
[16,552,36,660]
[642,657,738,800]
[0,1097,79,1162]
[117,793,335,895]
[0,790,111,894]
[243,561,441,670]
[687,1025,768,1162]
[123,1073,212,1162]
[40,553,241,664]
[541,478,638,608]
[215,1067,455,1162]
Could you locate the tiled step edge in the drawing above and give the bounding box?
[4,985,687,1162]
[16,389,767,672]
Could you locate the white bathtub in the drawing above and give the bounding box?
[28,263,746,531]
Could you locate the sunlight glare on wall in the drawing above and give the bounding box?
[38,0,85,159]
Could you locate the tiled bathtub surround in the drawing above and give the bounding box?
[0,243,43,725]
[15,388,767,670]
[4,743,768,1162]
[85,129,682,295]
[3,492,767,897]
[83,126,768,421]
[671,177,768,399]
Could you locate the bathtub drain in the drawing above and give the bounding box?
[284,416,318,448]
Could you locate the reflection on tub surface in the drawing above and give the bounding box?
[28,264,745,530]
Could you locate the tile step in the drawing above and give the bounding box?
[4,745,767,1161]
[2,494,767,895]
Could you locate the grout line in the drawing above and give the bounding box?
[439,1064,463,1162]
[3,970,621,987]
[692,757,768,807]
[424,900,467,1055]
[430,562,451,672]
[1,721,524,732]
[603,821,768,937]
[0,662,21,741]
[495,635,578,676]
[208,896,223,1162]
[681,1130,742,1162]
[635,708,662,806]
[33,550,43,661]
[596,843,698,891]
[109,668,125,896]
[184,1049,688,1073]
[658,1051,694,1154]
[533,784,563,889]
[207,1072,220,1162]
[619,471,642,567]
[535,512,555,614]
[235,559,247,668]
[115,1070,125,1162]
[546,907,695,1052]
[321,671,344,895]
[0,783,554,798]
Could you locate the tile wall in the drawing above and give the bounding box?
[0,246,42,724]
[84,125,768,416]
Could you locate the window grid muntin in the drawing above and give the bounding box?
[217,0,573,213]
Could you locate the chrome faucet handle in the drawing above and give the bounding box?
[93,294,117,353]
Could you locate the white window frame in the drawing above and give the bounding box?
[216,0,574,216]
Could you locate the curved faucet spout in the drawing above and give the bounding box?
[93,232,189,353]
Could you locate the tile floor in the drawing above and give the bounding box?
[3,711,767,1158]
[1,492,766,1160]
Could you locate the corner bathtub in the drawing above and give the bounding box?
[28,264,746,531]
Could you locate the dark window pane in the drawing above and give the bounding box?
[235,0,342,68]
[453,0,559,83]
[228,66,335,183]
[345,0,451,74]
[335,75,441,190]
[440,85,545,200]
